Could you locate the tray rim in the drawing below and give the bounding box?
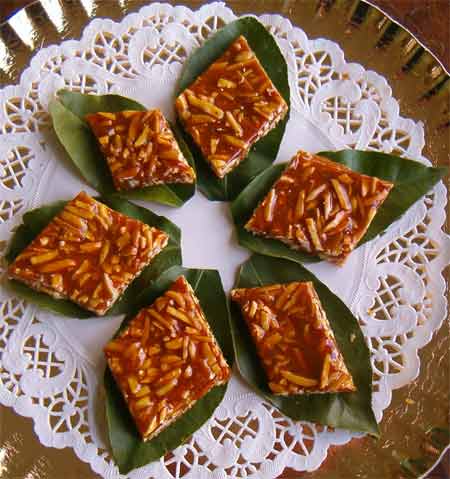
[0,1,448,478]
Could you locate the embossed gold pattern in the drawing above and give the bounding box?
[0,1,447,479]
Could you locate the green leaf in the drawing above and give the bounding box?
[319,150,448,243]
[229,254,379,436]
[5,197,182,318]
[176,16,290,201]
[400,458,429,477]
[429,427,450,449]
[49,90,196,207]
[231,150,447,264]
[105,266,234,473]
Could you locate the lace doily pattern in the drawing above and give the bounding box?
[0,3,448,478]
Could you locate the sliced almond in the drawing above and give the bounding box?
[278,174,295,184]
[128,376,140,394]
[367,206,377,224]
[40,259,76,273]
[257,79,271,93]
[51,273,63,290]
[153,112,161,134]
[73,259,90,277]
[235,51,254,62]
[251,324,265,340]
[188,341,197,359]
[104,340,125,353]
[103,272,117,298]
[176,93,188,111]
[98,112,116,120]
[135,395,152,410]
[208,61,228,70]
[156,368,182,385]
[248,300,258,318]
[141,317,150,346]
[361,177,370,197]
[320,353,331,389]
[363,190,388,206]
[166,306,193,326]
[371,176,378,194]
[165,290,186,308]
[30,251,59,265]
[218,78,237,88]
[306,184,327,202]
[182,336,189,360]
[128,114,141,142]
[323,210,348,233]
[227,58,256,71]
[293,227,309,252]
[265,332,282,347]
[305,218,323,251]
[116,166,139,180]
[80,241,102,253]
[155,378,178,397]
[116,231,130,250]
[65,205,94,219]
[148,309,174,331]
[223,134,247,149]
[295,190,305,220]
[210,158,227,171]
[338,173,353,184]
[165,338,183,350]
[135,385,151,398]
[190,114,216,124]
[210,137,219,154]
[134,125,150,147]
[98,136,109,146]
[280,370,318,387]
[191,126,201,144]
[147,345,161,356]
[98,240,111,264]
[92,282,103,299]
[113,134,123,150]
[300,166,315,182]
[225,111,243,137]
[186,92,224,119]
[253,106,272,120]
[159,150,180,160]
[264,189,276,222]
[323,191,332,220]
[61,211,86,230]
[331,179,351,210]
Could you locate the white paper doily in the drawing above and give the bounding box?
[0,3,448,478]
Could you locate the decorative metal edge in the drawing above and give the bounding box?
[336,0,449,107]
[362,0,449,76]
[420,445,450,479]
[0,1,447,478]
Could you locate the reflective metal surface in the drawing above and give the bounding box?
[0,1,448,478]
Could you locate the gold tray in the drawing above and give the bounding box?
[0,1,448,478]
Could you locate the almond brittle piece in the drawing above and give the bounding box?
[175,35,288,178]
[231,281,355,395]
[245,151,393,264]
[86,109,195,191]
[104,276,231,441]
[8,191,169,315]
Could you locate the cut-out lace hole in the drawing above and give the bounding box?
[0,6,446,479]
[0,146,33,190]
[0,198,24,223]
